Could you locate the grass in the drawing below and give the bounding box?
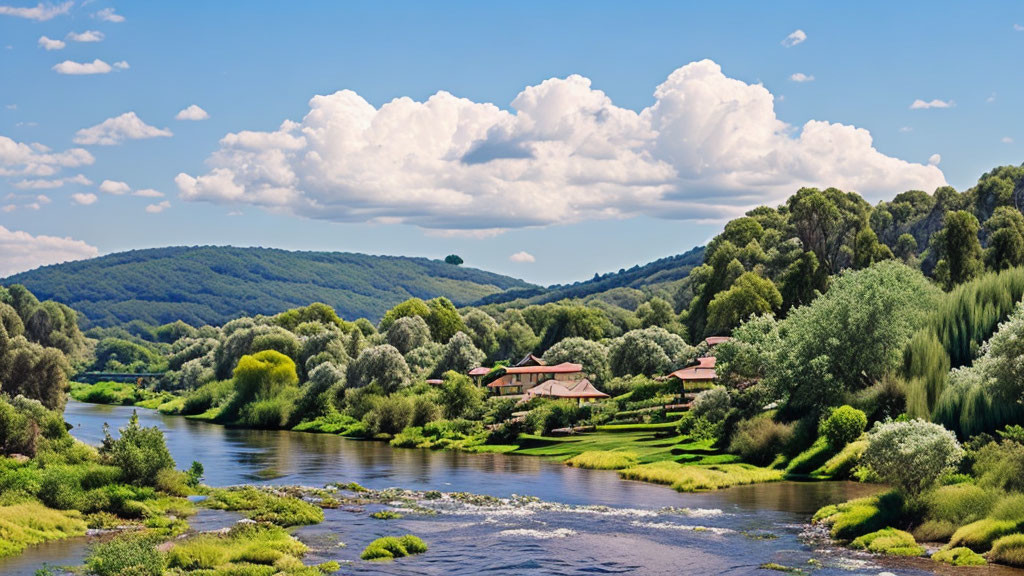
[989,534,1024,567]
[0,502,87,559]
[810,440,866,479]
[784,437,837,476]
[166,522,338,574]
[564,450,639,470]
[292,413,365,436]
[850,528,924,557]
[513,429,721,467]
[947,518,1019,552]
[932,546,986,566]
[813,492,904,541]
[360,535,428,561]
[618,461,783,492]
[70,381,142,406]
[202,487,324,526]
[371,510,403,520]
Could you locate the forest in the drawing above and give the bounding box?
[6,164,1024,570]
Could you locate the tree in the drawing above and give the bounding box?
[386,315,432,355]
[444,254,464,266]
[894,233,918,261]
[780,251,827,312]
[820,405,868,449]
[933,210,983,290]
[609,327,694,377]
[438,371,485,419]
[425,297,466,343]
[862,419,963,498]
[538,305,610,352]
[2,337,70,411]
[232,350,299,404]
[436,331,485,375]
[778,261,939,414]
[705,273,781,336]
[347,344,411,394]
[100,411,175,486]
[461,309,499,357]
[787,187,870,274]
[851,227,893,269]
[379,298,431,332]
[494,311,539,362]
[636,297,675,329]
[542,337,610,385]
[984,206,1024,271]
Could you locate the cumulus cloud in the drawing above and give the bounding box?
[74,112,172,145]
[0,226,99,276]
[71,192,97,205]
[53,59,112,75]
[134,188,163,197]
[0,135,94,177]
[93,7,124,22]
[67,30,105,43]
[0,1,71,21]
[98,179,130,194]
[145,200,170,214]
[175,104,209,121]
[910,98,954,110]
[38,35,65,50]
[177,59,946,231]
[13,174,91,189]
[509,251,535,263]
[928,154,941,166]
[782,29,807,47]
[789,72,814,82]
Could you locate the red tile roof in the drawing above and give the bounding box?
[668,356,717,381]
[514,354,547,367]
[703,336,733,346]
[502,362,583,375]
[467,367,491,376]
[524,378,610,400]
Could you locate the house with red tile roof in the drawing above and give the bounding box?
[524,378,609,405]
[485,362,585,397]
[666,356,718,392]
[702,336,733,347]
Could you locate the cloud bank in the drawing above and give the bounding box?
[0,226,99,276]
[177,59,946,232]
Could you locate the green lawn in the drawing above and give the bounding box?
[511,428,727,466]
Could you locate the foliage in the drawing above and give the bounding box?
[386,315,432,355]
[849,528,923,556]
[729,416,793,466]
[0,502,87,559]
[85,532,163,576]
[933,211,984,290]
[990,534,1024,567]
[705,272,782,336]
[819,405,867,449]
[203,487,323,526]
[445,254,464,266]
[564,450,639,470]
[973,439,1024,491]
[812,491,905,540]
[438,371,485,420]
[360,534,428,561]
[542,337,610,384]
[932,547,986,566]
[608,326,694,377]
[347,345,411,393]
[165,522,320,574]
[436,331,485,375]
[861,419,963,498]
[99,411,175,486]
[948,518,1018,552]
[618,461,783,492]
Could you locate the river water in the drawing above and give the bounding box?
[1,401,1014,575]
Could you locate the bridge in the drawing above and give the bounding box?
[74,372,165,385]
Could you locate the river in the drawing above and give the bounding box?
[1,401,1013,575]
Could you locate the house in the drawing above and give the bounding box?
[485,362,585,397]
[523,378,609,406]
[667,356,718,392]
[702,336,733,347]
[514,354,547,367]
[467,366,491,386]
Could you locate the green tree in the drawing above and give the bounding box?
[379,298,431,332]
[779,251,827,312]
[461,309,499,357]
[636,297,674,329]
[862,419,963,499]
[425,297,467,343]
[100,411,175,486]
[984,206,1024,271]
[494,311,539,361]
[232,350,299,404]
[933,210,983,289]
[851,227,893,269]
[542,337,610,385]
[386,315,432,355]
[705,273,782,336]
[894,233,918,261]
[787,187,870,274]
[347,344,411,393]
[538,305,611,352]
[444,254,464,266]
[438,370,485,419]
[609,327,695,377]
[436,331,486,375]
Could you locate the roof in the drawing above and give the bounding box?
[425,378,444,385]
[703,336,733,346]
[503,362,583,375]
[524,378,610,400]
[514,354,547,367]
[467,367,491,376]
[668,356,717,381]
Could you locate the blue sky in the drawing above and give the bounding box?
[1,1,1022,285]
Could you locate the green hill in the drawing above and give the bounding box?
[3,246,536,328]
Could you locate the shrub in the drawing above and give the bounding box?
[991,493,1024,522]
[947,518,1018,552]
[360,534,428,561]
[850,528,924,556]
[931,546,986,566]
[362,395,414,436]
[913,520,957,542]
[924,484,997,526]
[990,534,1024,567]
[238,395,296,429]
[729,416,793,466]
[85,533,164,576]
[181,380,233,415]
[861,419,963,498]
[565,451,639,470]
[820,406,867,449]
[99,412,175,486]
[813,440,866,479]
[525,400,590,435]
[618,461,783,492]
[813,491,905,540]
[203,487,323,527]
[974,440,1024,492]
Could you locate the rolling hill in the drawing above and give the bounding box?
[3,246,536,328]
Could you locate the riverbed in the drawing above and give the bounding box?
[0,401,1007,575]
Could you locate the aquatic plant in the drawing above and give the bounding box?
[931,546,986,566]
[850,528,924,556]
[564,450,639,470]
[360,534,428,561]
[618,462,783,492]
[85,532,164,576]
[0,502,87,559]
[989,534,1024,567]
[947,518,1018,551]
[202,487,324,526]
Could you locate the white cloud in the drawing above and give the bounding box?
[0,226,99,276]
[53,59,112,75]
[98,179,130,194]
[71,192,97,205]
[0,135,93,177]
[93,7,124,22]
[928,154,941,166]
[782,29,807,47]
[175,104,209,121]
[1015,24,1024,31]
[789,72,814,83]
[177,59,946,231]
[0,1,72,21]
[134,188,163,197]
[1002,137,1014,144]
[113,60,129,70]
[38,35,65,50]
[67,30,104,43]
[74,112,173,145]
[910,98,954,110]
[509,251,535,263]
[145,200,170,214]
[13,174,91,189]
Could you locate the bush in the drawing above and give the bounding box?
[820,405,867,449]
[990,534,1024,567]
[99,412,175,486]
[729,416,793,466]
[360,534,428,561]
[924,484,997,526]
[947,518,1018,552]
[861,419,963,498]
[850,528,924,556]
[85,533,164,576]
[618,461,783,492]
[931,546,986,566]
[974,440,1024,491]
[813,440,866,479]
[813,491,905,540]
[202,487,323,527]
[991,493,1024,522]
[525,400,590,435]
[181,380,233,415]
[362,395,414,436]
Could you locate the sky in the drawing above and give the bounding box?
[1,1,1022,286]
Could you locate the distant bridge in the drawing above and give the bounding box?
[75,372,165,385]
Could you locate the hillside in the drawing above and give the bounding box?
[3,246,536,328]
